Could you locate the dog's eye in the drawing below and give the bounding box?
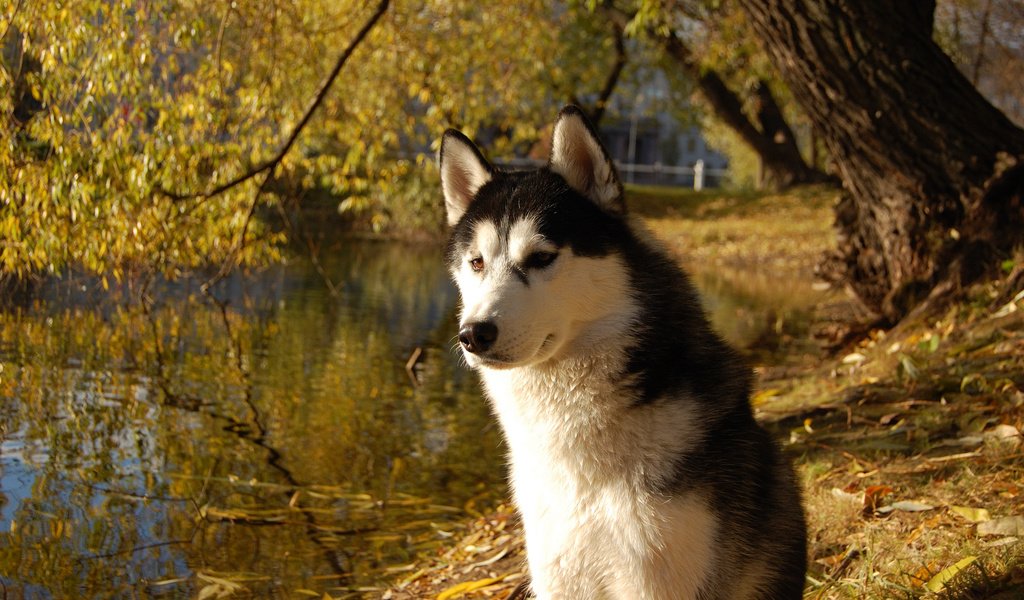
[470,257,485,272]
[524,251,557,270]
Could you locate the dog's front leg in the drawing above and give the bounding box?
[522,521,609,599]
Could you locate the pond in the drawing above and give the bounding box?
[0,239,825,598]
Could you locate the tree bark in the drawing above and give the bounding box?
[737,0,1024,321]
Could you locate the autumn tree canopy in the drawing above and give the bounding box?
[4,0,1022,317]
[0,0,624,283]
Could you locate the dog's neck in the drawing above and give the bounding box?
[479,340,702,494]
[480,344,634,428]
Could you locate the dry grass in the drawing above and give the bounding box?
[380,185,1024,600]
[630,183,839,275]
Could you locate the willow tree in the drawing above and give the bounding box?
[0,0,623,286]
[735,0,1024,321]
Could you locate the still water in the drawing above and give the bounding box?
[0,240,822,598]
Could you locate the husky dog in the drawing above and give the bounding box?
[438,106,807,599]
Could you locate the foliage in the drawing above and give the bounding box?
[0,1,624,283]
[699,113,760,188]
[615,0,819,185]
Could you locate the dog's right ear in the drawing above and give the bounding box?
[439,130,493,227]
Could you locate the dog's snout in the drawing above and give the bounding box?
[459,321,498,353]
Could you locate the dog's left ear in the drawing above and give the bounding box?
[549,106,624,214]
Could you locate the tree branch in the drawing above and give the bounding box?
[160,0,390,201]
[589,16,627,126]
[0,0,24,49]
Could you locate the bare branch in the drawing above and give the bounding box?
[589,17,627,126]
[0,0,24,48]
[160,0,390,201]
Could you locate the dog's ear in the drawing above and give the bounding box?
[549,106,624,214]
[439,130,493,227]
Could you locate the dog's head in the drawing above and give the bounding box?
[439,106,636,369]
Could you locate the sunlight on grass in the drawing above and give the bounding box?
[628,184,839,275]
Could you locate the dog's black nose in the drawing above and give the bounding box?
[459,321,498,353]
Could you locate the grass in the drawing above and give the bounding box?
[630,183,839,276]
[382,184,1024,600]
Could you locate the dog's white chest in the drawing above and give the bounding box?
[481,364,714,599]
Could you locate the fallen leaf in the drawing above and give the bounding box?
[436,576,507,600]
[949,506,991,523]
[978,516,1024,536]
[847,458,867,475]
[197,574,246,600]
[815,551,847,568]
[751,388,781,405]
[909,562,938,588]
[906,515,943,544]
[877,501,935,514]
[863,485,894,514]
[831,488,862,504]
[842,352,866,364]
[879,412,900,425]
[984,424,1021,448]
[899,354,921,380]
[982,536,1019,548]
[925,556,977,592]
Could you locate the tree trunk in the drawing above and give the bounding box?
[661,31,829,190]
[601,4,828,191]
[589,19,626,126]
[736,0,1024,321]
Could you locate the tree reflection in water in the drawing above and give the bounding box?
[0,240,824,597]
[0,241,503,597]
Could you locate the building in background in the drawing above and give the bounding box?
[600,113,728,188]
[597,68,729,188]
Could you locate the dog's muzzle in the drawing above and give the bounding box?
[459,321,498,354]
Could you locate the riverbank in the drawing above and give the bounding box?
[382,185,1024,599]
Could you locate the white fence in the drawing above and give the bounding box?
[495,158,726,190]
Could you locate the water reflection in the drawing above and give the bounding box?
[0,241,503,597]
[0,241,823,597]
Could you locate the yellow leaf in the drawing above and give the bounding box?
[909,562,938,587]
[751,388,781,406]
[436,576,506,600]
[925,556,977,593]
[950,505,991,523]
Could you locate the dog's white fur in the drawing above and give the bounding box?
[440,136,492,226]
[452,219,634,369]
[441,114,724,599]
[483,355,714,599]
[455,219,718,598]
[549,113,623,214]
